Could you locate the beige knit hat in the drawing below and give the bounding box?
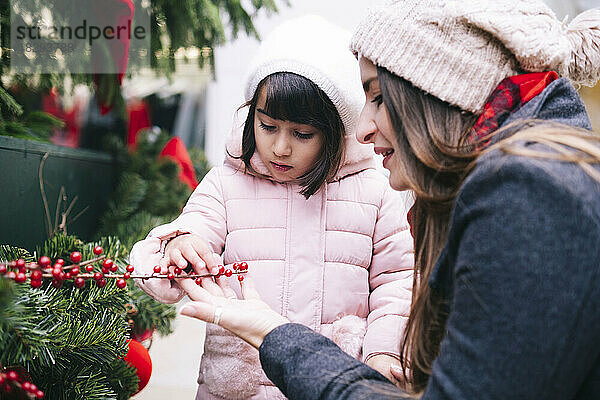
[245,15,364,136]
[350,0,600,113]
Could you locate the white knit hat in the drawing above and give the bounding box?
[350,0,600,113]
[244,15,364,136]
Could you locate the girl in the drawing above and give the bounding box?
[130,15,414,400]
[177,1,600,399]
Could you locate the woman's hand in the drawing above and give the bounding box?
[161,234,221,276]
[367,354,406,388]
[178,275,289,349]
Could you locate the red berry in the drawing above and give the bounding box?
[51,278,62,288]
[35,390,44,399]
[126,264,134,273]
[96,278,107,288]
[218,265,225,275]
[70,252,82,263]
[71,266,80,276]
[16,259,27,269]
[6,371,18,381]
[174,267,182,275]
[52,263,63,270]
[93,272,103,281]
[31,270,42,280]
[29,383,37,392]
[85,264,94,272]
[116,279,127,289]
[22,382,31,391]
[110,264,118,273]
[4,384,11,393]
[52,267,63,279]
[102,266,110,274]
[195,277,202,285]
[93,246,103,255]
[0,265,7,275]
[30,279,43,288]
[240,262,248,270]
[238,275,244,282]
[65,272,72,280]
[15,272,26,283]
[102,259,113,269]
[232,262,239,271]
[55,258,65,266]
[0,375,4,384]
[123,272,131,280]
[6,271,16,280]
[74,277,85,288]
[167,272,175,280]
[224,269,233,277]
[38,256,51,267]
[153,265,162,273]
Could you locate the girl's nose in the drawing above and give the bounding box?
[356,109,377,144]
[273,133,292,156]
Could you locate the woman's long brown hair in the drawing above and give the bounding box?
[377,66,600,394]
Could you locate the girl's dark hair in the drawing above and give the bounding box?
[234,72,345,198]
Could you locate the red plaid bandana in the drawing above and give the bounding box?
[406,71,558,238]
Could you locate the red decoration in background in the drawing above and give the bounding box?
[41,88,82,148]
[124,339,152,394]
[159,137,199,190]
[126,100,151,150]
[91,0,135,115]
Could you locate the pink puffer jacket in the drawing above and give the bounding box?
[130,128,414,400]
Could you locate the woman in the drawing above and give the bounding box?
[177,0,600,398]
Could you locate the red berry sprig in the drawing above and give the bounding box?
[0,247,250,289]
[0,369,44,398]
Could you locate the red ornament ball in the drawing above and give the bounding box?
[38,256,51,268]
[224,269,233,277]
[70,251,82,264]
[124,339,152,394]
[93,246,103,255]
[126,264,135,273]
[74,277,85,289]
[153,265,161,274]
[116,279,127,289]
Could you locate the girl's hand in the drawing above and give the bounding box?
[161,234,221,276]
[178,276,289,349]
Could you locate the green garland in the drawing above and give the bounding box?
[0,234,177,399]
